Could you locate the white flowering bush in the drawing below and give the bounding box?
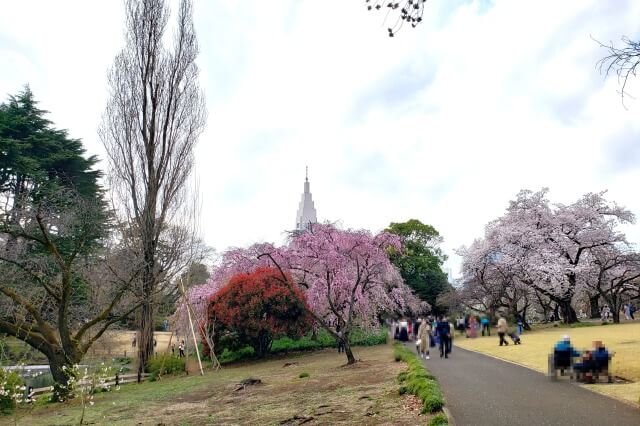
[52,363,119,424]
[0,367,26,413]
[52,363,115,398]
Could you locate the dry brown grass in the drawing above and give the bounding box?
[14,345,431,425]
[86,331,187,358]
[454,322,640,405]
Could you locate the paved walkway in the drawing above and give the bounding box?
[414,344,640,426]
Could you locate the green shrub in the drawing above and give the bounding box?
[0,368,25,414]
[428,412,449,426]
[395,344,445,414]
[146,354,186,376]
[298,372,310,379]
[218,347,255,364]
[219,328,388,365]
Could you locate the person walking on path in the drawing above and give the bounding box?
[468,315,478,338]
[456,316,465,336]
[481,316,490,336]
[448,319,455,354]
[417,319,431,359]
[436,316,452,358]
[398,318,409,342]
[497,316,509,346]
[516,314,524,335]
[623,304,631,320]
[178,340,186,358]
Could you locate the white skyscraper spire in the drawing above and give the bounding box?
[295,167,318,231]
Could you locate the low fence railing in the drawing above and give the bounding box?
[30,372,150,397]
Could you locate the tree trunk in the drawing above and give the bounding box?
[552,303,560,321]
[343,337,356,365]
[254,332,272,358]
[558,300,578,324]
[539,303,549,322]
[607,295,621,324]
[488,308,496,323]
[611,308,620,324]
[138,226,158,381]
[520,307,532,330]
[49,351,76,402]
[137,299,154,381]
[589,295,600,319]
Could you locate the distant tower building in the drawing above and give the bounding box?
[295,167,318,231]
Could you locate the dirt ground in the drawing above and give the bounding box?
[9,344,431,425]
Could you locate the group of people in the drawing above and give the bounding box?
[395,313,527,354]
[571,303,637,323]
[496,316,522,346]
[452,313,524,347]
[171,340,186,358]
[551,336,612,383]
[622,303,636,321]
[600,306,612,322]
[393,316,455,359]
[454,314,495,337]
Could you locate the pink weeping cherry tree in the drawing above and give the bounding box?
[263,223,424,364]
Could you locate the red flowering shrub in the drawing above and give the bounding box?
[206,267,312,357]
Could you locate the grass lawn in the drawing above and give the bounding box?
[4,344,433,425]
[454,322,640,406]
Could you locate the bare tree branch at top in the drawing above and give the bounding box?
[596,36,640,105]
[364,0,428,36]
[100,0,206,380]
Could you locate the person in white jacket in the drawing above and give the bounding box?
[417,319,431,359]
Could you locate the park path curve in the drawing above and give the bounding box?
[414,344,640,426]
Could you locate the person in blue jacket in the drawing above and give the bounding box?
[435,316,452,359]
[554,335,580,357]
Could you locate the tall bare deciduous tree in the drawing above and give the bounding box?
[100,0,206,378]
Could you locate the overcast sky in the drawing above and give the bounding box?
[2,0,640,277]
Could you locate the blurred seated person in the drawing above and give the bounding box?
[574,350,596,383]
[550,335,580,379]
[592,340,613,383]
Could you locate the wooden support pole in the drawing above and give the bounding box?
[180,277,204,376]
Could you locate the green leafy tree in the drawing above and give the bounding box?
[386,219,450,314]
[0,86,103,228]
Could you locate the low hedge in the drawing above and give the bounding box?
[217,328,388,364]
[147,354,186,376]
[271,328,387,354]
[394,344,447,422]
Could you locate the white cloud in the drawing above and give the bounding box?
[2,0,640,276]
